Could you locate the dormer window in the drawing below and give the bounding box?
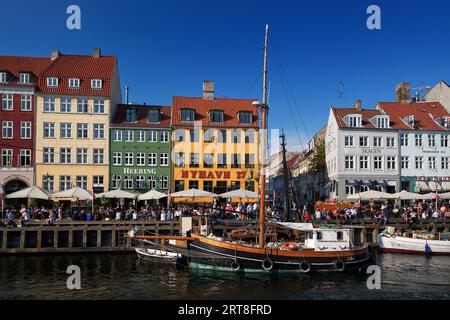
[147,109,161,123]
[347,114,362,128]
[47,77,58,87]
[408,115,415,127]
[124,108,138,122]
[0,72,7,83]
[181,108,196,121]
[20,73,30,84]
[91,79,102,89]
[210,110,224,123]
[69,78,80,88]
[238,111,252,124]
[442,117,450,129]
[376,116,390,128]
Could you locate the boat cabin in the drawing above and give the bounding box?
[304,228,351,251]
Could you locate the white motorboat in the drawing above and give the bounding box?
[135,248,182,263]
[377,227,450,255]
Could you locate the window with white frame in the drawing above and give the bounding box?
[91,79,102,89]
[376,116,389,128]
[415,156,423,169]
[20,95,32,111]
[44,97,55,112]
[441,134,449,148]
[112,152,122,165]
[124,130,133,142]
[400,133,409,146]
[345,156,355,170]
[76,176,88,190]
[93,176,104,188]
[43,148,55,164]
[148,130,157,142]
[124,108,138,122]
[401,156,409,169]
[69,78,80,88]
[359,136,368,147]
[42,175,54,191]
[442,157,449,170]
[43,122,55,138]
[93,149,104,164]
[160,131,169,143]
[135,176,145,189]
[344,136,354,147]
[160,153,169,166]
[2,94,13,110]
[345,184,356,195]
[77,123,88,138]
[112,175,121,189]
[373,156,383,170]
[112,129,122,141]
[60,148,71,164]
[386,137,395,148]
[359,155,368,170]
[429,156,436,170]
[175,152,185,167]
[148,176,157,189]
[60,176,71,191]
[415,134,422,147]
[93,124,104,139]
[148,153,157,166]
[61,98,71,112]
[136,153,145,166]
[20,121,31,139]
[428,134,436,147]
[94,99,104,113]
[1,149,12,166]
[174,129,184,142]
[20,73,30,84]
[160,176,169,189]
[77,99,89,113]
[60,123,72,138]
[373,136,382,147]
[147,109,160,122]
[124,176,133,189]
[2,121,13,139]
[348,115,361,128]
[124,152,133,166]
[387,156,396,170]
[47,77,58,87]
[0,72,7,83]
[136,130,145,142]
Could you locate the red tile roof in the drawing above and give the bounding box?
[377,102,450,131]
[38,54,117,97]
[172,96,259,128]
[332,108,388,129]
[0,56,52,88]
[111,104,171,127]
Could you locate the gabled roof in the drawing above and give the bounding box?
[331,108,389,129]
[38,54,117,97]
[172,96,259,128]
[377,101,450,131]
[111,104,171,128]
[0,56,52,88]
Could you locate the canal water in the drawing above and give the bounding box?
[0,253,449,299]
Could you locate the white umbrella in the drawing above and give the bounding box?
[96,189,137,199]
[50,187,93,201]
[6,186,52,200]
[421,192,439,200]
[393,190,425,200]
[438,192,450,199]
[219,189,259,199]
[170,188,218,199]
[347,190,397,200]
[138,189,167,201]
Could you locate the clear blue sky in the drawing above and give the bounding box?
[3,0,450,151]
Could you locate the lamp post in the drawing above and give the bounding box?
[0,183,4,219]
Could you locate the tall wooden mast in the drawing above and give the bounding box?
[259,24,269,248]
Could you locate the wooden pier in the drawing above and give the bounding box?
[0,220,180,254]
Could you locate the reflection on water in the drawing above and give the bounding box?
[0,253,449,300]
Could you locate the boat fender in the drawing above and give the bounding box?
[262,258,273,271]
[299,260,311,273]
[334,259,345,272]
[231,260,240,271]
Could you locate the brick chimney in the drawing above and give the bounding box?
[93,48,101,58]
[396,82,411,103]
[203,80,214,99]
[51,50,60,61]
[354,99,362,110]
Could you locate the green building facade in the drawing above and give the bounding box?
[109,104,171,193]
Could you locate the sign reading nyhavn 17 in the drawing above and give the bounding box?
[181,170,252,179]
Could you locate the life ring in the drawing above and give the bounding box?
[231,260,240,271]
[299,260,311,273]
[334,259,345,272]
[262,258,273,271]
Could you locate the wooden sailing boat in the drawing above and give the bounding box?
[130,25,371,273]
